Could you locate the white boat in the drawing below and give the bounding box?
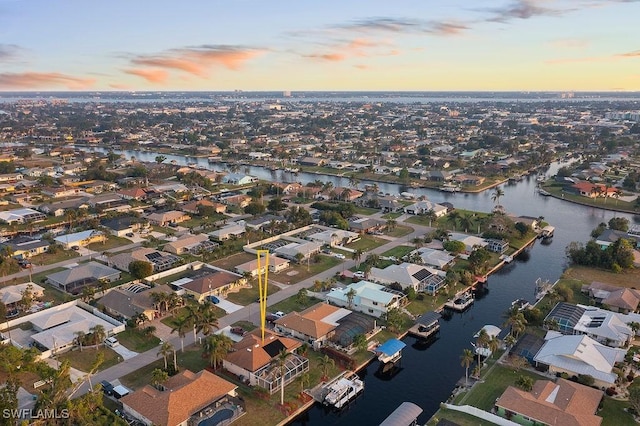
[538,189,551,196]
[444,291,474,312]
[324,375,364,409]
[441,183,460,192]
[511,298,530,311]
[499,254,513,263]
[541,225,555,239]
[400,191,417,199]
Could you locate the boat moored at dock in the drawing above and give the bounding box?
[323,372,364,409]
[407,311,440,340]
[444,290,474,312]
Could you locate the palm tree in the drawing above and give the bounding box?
[475,328,490,368]
[506,310,527,339]
[491,187,505,207]
[425,209,438,227]
[319,354,335,381]
[89,325,106,351]
[203,334,234,369]
[185,304,201,342]
[171,316,190,352]
[340,188,351,201]
[276,349,290,405]
[346,288,357,309]
[613,189,622,206]
[487,336,500,359]
[74,331,85,352]
[352,249,364,267]
[157,341,173,370]
[195,303,219,337]
[447,211,460,231]
[298,371,310,395]
[386,219,397,231]
[151,368,169,390]
[460,348,474,385]
[458,213,475,234]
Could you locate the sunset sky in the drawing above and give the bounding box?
[1,0,639,91]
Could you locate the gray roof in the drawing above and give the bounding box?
[48,261,120,286]
[379,402,423,426]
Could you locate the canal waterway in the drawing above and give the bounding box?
[86,147,638,424]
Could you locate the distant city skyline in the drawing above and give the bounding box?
[1,0,639,92]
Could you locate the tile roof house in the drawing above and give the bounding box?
[121,369,240,426]
[47,262,121,295]
[180,199,226,215]
[273,302,351,350]
[408,247,456,270]
[583,281,640,313]
[117,187,149,201]
[533,332,626,387]
[163,233,218,255]
[222,329,306,393]
[234,254,290,277]
[146,210,190,227]
[181,270,246,303]
[495,378,603,426]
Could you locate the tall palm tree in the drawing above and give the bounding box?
[491,187,505,207]
[89,325,106,351]
[487,336,500,359]
[460,348,474,385]
[386,219,397,231]
[425,209,437,227]
[171,316,190,352]
[447,211,460,231]
[475,328,490,368]
[458,213,475,233]
[505,310,527,339]
[352,249,364,267]
[157,341,173,370]
[195,303,219,337]
[298,371,310,395]
[74,330,85,352]
[185,304,201,342]
[346,288,357,309]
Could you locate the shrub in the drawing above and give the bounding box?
[606,387,618,396]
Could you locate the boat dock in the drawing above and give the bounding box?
[407,311,441,340]
[307,370,356,404]
[374,338,407,364]
[444,290,474,312]
[379,401,423,426]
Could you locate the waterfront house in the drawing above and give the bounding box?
[495,378,603,426]
[533,332,626,387]
[403,200,448,217]
[582,281,640,313]
[448,233,488,253]
[121,369,240,426]
[222,329,307,394]
[486,239,509,254]
[595,228,640,249]
[273,302,351,350]
[368,262,446,295]
[0,208,46,224]
[407,247,456,270]
[326,281,402,318]
[221,173,258,185]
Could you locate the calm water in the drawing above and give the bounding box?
[87,147,637,424]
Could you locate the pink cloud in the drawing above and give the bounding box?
[0,72,95,89]
[129,45,263,78]
[123,68,169,83]
[617,50,640,58]
[306,53,347,61]
[304,38,399,62]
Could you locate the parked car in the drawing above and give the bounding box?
[71,245,80,251]
[266,313,279,323]
[230,327,246,336]
[334,253,345,259]
[274,311,285,318]
[100,380,114,396]
[125,232,134,237]
[353,271,365,278]
[207,295,220,304]
[104,337,119,348]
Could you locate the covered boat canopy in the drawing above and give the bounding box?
[379,401,423,426]
[376,339,406,357]
[416,311,440,326]
[474,324,501,339]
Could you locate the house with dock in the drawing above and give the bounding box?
[367,262,446,295]
[326,281,403,318]
[273,302,351,350]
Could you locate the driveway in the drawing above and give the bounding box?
[111,343,139,360]
[215,297,243,314]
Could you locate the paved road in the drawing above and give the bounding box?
[72,218,432,397]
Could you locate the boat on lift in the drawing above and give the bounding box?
[323,373,364,409]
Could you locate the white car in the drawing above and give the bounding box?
[104,337,120,348]
[334,253,346,259]
[353,271,365,278]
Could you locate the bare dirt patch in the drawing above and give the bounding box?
[563,266,640,288]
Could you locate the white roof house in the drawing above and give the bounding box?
[54,229,105,249]
[368,262,446,294]
[307,229,359,247]
[0,282,44,307]
[533,333,626,387]
[0,208,46,224]
[409,247,456,269]
[403,200,448,217]
[275,241,323,261]
[209,222,246,241]
[326,281,402,318]
[448,233,488,253]
[574,305,634,348]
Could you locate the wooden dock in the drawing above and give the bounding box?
[407,311,441,340]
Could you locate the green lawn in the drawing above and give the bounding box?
[209,252,256,272]
[381,212,403,220]
[347,235,387,251]
[57,346,121,373]
[30,250,80,265]
[225,282,280,305]
[87,235,132,251]
[385,224,414,238]
[405,215,436,227]
[380,245,414,259]
[116,328,161,352]
[427,408,497,426]
[599,397,635,425]
[542,183,637,213]
[353,206,379,215]
[231,320,257,332]
[281,255,342,284]
[459,364,548,411]
[405,291,455,316]
[269,296,322,316]
[120,346,208,390]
